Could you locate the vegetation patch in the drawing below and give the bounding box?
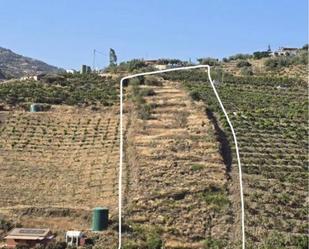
[0,73,118,107]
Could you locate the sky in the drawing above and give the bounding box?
[0,0,308,70]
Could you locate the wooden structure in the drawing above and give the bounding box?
[5,228,54,248]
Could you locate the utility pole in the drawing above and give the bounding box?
[92,49,96,71]
[93,49,108,71]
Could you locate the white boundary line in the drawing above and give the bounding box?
[119,65,245,249]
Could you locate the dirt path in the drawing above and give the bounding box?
[125,80,237,247]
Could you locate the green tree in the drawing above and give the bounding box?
[109,48,117,66]
[197,57,219,66]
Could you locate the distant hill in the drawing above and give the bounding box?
[0,69,5,80]
[0,47,62,79]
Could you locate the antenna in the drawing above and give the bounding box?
[92,49,108,71]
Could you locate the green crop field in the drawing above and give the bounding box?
[163,71,308,248]
[0,73,118,107]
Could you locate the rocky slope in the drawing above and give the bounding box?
[0,47,61,79]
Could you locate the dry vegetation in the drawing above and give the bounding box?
[220,58,308,80]
[0,64,307,248]
[122,79,238,248]
[0,106,122,237]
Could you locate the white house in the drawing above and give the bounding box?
[271,47,298,56]
[66,69,76,74]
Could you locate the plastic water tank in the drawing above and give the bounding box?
[92,207,109,231]
[30,103,41,112]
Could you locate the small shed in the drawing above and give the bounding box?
[65,231,86,246]
[5,228,54,248]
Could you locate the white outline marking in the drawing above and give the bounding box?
[119,65,245,249]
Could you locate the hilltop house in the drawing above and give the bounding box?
[144,59,168,70]
[20,73,46,81]
[144,59,184,70]
[271,47,298,56]
[5,228,54,248]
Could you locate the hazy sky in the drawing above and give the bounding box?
[1,0,308,69]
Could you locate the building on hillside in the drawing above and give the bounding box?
[144,59,168,70]
[271,47,298,56]
[66,69,76,74]
[80,65,92,74]
[5,228,54,248]
[144,59,184,70]
[20,73,46,81]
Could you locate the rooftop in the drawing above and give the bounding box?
[5,228,52,241]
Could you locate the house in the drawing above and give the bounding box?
[5,228,54,248]
[66,69,76,74]
[65,231,86,247]
[80,65,92,74]
[20,73,46,81]
[272,47,298,56]
[143,59,184,70]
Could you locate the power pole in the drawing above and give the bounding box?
[93,49,96,71]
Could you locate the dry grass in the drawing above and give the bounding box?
[0,106,122,233]
[123,81,236,246]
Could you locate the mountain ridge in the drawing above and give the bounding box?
[0,46,62,79]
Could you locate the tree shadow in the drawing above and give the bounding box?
[205,108,232,173]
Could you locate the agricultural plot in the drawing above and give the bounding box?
[0,107,121,230]
[123,80,238,248]
[163,71,308,248]
[0,73,118,107]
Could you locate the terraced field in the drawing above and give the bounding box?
[0,106,121,232]
[123,80,239,248]
[221,59,308,81]
[0,70,307,248]
[163,71,308,248]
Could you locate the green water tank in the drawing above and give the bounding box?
[92,207,109,231]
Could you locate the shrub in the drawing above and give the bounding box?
[122,241,140,249]
[146,232,162,249]
[174,111,189,128]
[197,57,219,66]
[191,164,204,171]
[240,67,253,76]
[140,88,156,97]
[122,59,147,72]
[301,44,308,50]
[130,76,144,86]
[295,235,308,249]
[138,104,152,120]
[203,238,227,249]
[202,189,229,209]
[237,60,252,68]
[145,76,163,86]
[0,217,13,232]
[228,53,252,61]
[253,51,271,59]
[260,231,286,249]
[190,90,202,101]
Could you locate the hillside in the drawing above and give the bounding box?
[163,71,308,248]
[220,58,308,81]
[0,68,308,248]
[0,47,61,79]
[218,48,308,81]
[122,79,239,248]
